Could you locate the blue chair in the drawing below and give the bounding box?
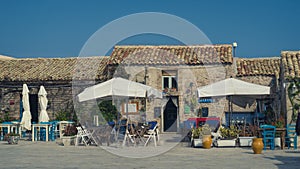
[260,125,276,150]
[286,124,297,149]
[50,121,60,139]
[148,121,158,130]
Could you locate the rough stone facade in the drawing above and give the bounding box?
[113,61,277,132]
[0,84,78,122]
[1,45,289,133]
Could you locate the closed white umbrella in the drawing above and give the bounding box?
[38,86,49,122]
[20,84,32,130]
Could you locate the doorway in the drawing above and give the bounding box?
[163,97,178,132]
[29,94,38,123]
[20,93,39,123]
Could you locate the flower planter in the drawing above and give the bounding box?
[216,138,237,147]
[238,137,254,147]
[275,137,281,147]
[61,136,76,146]
[8,136,20,144]
[191,138,203,147]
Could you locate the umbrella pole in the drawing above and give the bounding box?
[126,97,129,119]
[228,96,232,126]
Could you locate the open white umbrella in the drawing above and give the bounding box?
[20,84,32,130]
[38,86,49,122]
[197,78,270,97]
[78,77,162,102]
[77,77,162,146]
[197,78,270,125]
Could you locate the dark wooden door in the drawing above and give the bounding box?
[29,94,38,123]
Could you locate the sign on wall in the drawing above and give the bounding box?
[122,102,138,114]
[154,107,161,118]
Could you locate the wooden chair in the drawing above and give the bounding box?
[260,125,276,150]
[286,124,297,149]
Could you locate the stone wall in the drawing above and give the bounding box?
[0,84,76,122]
[117,64,277,130]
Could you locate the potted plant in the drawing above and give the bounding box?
[61,125,78,146]
[190,124,212,148]
[5,133,20,144]
[238,124,258,147]
[216,125,239,147]
[190,127,203,147]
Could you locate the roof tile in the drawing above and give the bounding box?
[281,51,300,78]
[0,57,109,82]
[236,57,280,77]
[109,45,233,65]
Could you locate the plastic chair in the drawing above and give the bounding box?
[147,121,159,142]
[76,126,98,146]
[286,124,297,149]
[144,122,159,147]
[260,125,276,150]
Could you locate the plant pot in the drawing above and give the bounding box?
[191,138,203,147]
[216,138,237,147]
[8,136,20,144]
[61,136,76,146]
[274,137,281,147]
[239,137,254,147]
[202,135,212,149]
[252,138,263,154]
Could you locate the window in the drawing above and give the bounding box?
[162,70,178,90]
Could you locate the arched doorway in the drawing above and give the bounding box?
[163,97,178,132]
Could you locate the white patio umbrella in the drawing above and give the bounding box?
[78,77,162,120]
[78,77,162,102]
[38,86,49,122]
[197,78,270,125]
[20,84,32,130]
[197,78,270,97]
[77,77,162,146]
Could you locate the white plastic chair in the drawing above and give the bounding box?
[144,124,158,147]
[75,127,98,146]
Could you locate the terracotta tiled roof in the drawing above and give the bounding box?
[109,45,233,65]
[236,57,280,77]
[281,51,300,78]
[0,56,109,82]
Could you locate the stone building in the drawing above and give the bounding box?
[107,45,281,132]
[0,44,288,133]
[0,57,108,123]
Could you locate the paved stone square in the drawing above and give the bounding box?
[0,139,299,169]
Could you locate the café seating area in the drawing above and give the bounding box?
[0,120,74,142]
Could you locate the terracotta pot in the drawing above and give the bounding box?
[202,135,212,149]
[252,138,264,154]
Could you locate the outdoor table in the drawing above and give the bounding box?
[32,123,49,142]
[0,124,12,135]
[258,127,286,149]
[134,125,149,144]
[0,122,21,136]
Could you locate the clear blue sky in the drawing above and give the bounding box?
[0,0,299,58]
